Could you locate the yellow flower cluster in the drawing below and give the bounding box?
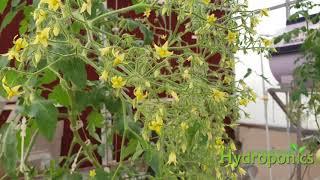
[207,14,217,24]
[226,31,238,44]
[2,77,22,99]
[40,0,62,11]
[134,87,148,101]
[148,114,163,135]
[34,27,51,47]
[111,76,126,89]
[112,50,125,66]
[6,37,28,62]
[211,88,228,103]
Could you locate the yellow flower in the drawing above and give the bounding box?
[53,23,60,36]
[111,76,126,89]
[223,75,233,84]
[34,28,51,47]
[160,35,167,40]
[46,0,62,11]
[226,31,237,44]
[99,47,110,56]
[170,91,179,102]
[80,0,92,15]
[99,70,109,81]
[89,169,96,177]
[262,38,272,47]
[167,152,177,166]
[239,98,249,106]
[207,14,217,24]
[182,69,191,80]
[215,137,224,146]
[2,77,22,99]
[112,50,125,66]
[6,48,20,61]
[154,41,173,59]
[33,9,47,26]
[14,38,28,51]
[180,122,189,131]
[148,114,163,135]
[134,87,148,101]
[212,88,228,102]
[260,8,269,17]
[144,8,151,17]
[203,0,210,5]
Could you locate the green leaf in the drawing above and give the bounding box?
[49,85,70,106]
[40,69,57,84]
[96,168,111,180]
[131,142,143,161]
[54,57,87,89]
[130,0,146,13]
[87,110,104,141]
[29,99,58,140]
[0,122,18,176]
[139,25,154,45]
[71,21,83,34]
[144,149,160,175]
[122,138,138,159]
[0,0,9,14]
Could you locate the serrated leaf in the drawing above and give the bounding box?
[54,57,87,89]
[49,85,70,106]
[29,99,58,140]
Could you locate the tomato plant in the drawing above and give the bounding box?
[0,0,270,179]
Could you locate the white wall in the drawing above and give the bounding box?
[236,0,320,130]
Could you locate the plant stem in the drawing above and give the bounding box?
[111,97,128,180]
[91,3,149,23]
[22,129,39,163]
[67,90,102,168]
